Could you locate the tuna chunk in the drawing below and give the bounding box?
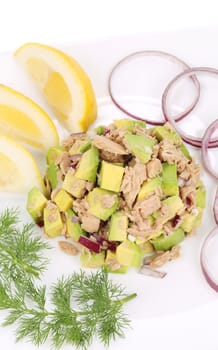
[179,160,201,186]
[101,194,116,209]
[92,135,129,155]
[81,214,100,233]
[73,199,89,219]
[59,152,72,175]
[99,150,125,163]
[158,139,181,164]
[62,132,86,149]
[146,158,162,178]
[133,194,161,219]
[180,185,196,209]
[73,198,100,233]
[127,221,162,240]
[121,159,147,208]
[105,126,127,145]
[149,246,180,268]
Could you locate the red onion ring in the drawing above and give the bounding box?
[213,187,218,225]
[162,67,218,148]
[108,50,200,125]
[202,119,218,179]
[200,226,218,292]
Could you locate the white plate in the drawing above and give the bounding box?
[0,28,218,350]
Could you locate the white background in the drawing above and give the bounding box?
[0,1,218,350]
[0,0,218,52]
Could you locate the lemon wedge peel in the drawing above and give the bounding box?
[0,84,59,151]
[14,43,97,132]
[0,135,45,194]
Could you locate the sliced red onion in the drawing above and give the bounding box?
[139,265,167,279]
[214,187,218,225]
[78,235,100,253]
[103,129,110,136]
[172,214,182,228]
[200,226,218,292]
[71,216,79,223]
[162,67,218,148]
[108,50,200,125]
[90,233,117,252]
[201,119,218,179]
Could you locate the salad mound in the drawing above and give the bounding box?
[27,119,206,273]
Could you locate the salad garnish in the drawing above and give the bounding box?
[0,208,136,349]
[201,118,218,179]
[200,226,218,292]
[214,187,218,225]
[108,50,200,125]
[162,67,218,148]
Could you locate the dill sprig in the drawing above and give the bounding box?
[0,270,136,349]
[0,209,137,349]
[0,208,49,283]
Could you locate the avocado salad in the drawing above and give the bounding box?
[27,119,206,273]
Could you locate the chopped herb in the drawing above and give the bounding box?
[0,209,136,349]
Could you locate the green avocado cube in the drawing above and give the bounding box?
[80,251,105,268]
[114,119,146,131]
[26,187,47,222]
[161,163,179,196]
[193,209,203,229]
[179,144,191,160]
[66,209,85,241]
[46,146,65,165]
[153,196,183,225]
[152,125,181,144]
[43,206,63,238]
[196,187,206,208]
[69,138,92,155]
[137,176,162,201]
[69,140,85,155]
[86,188,118,221]
[93,125,105,135]
[162,195,183,217]
[152,227,185,251]
[46,163,59,190]
[105,250,128,274]
[108,211,128,241]
[116,240,142,268]
[99,161,124,192]
[142,229,164,242]
[53,189,73,212]
[180,211,197,232]
[75,146,99,182]
[136,240,154,254]
[62,169,86,198]
[79,140,92,153]
[124,133,156,164]
[180,208,203,233]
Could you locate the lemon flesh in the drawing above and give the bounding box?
[0,135,45,193]
[0,84,59,151]
[15,43,97,132]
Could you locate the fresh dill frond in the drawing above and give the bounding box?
[1,270,136,349]
[0,211,50,283]
[0,209,137,349]
[47,269,136,349]
[0,208,19,239]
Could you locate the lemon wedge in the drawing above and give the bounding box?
[15,43,97,132]
[0,84,59,151]
[0,135,45,193]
